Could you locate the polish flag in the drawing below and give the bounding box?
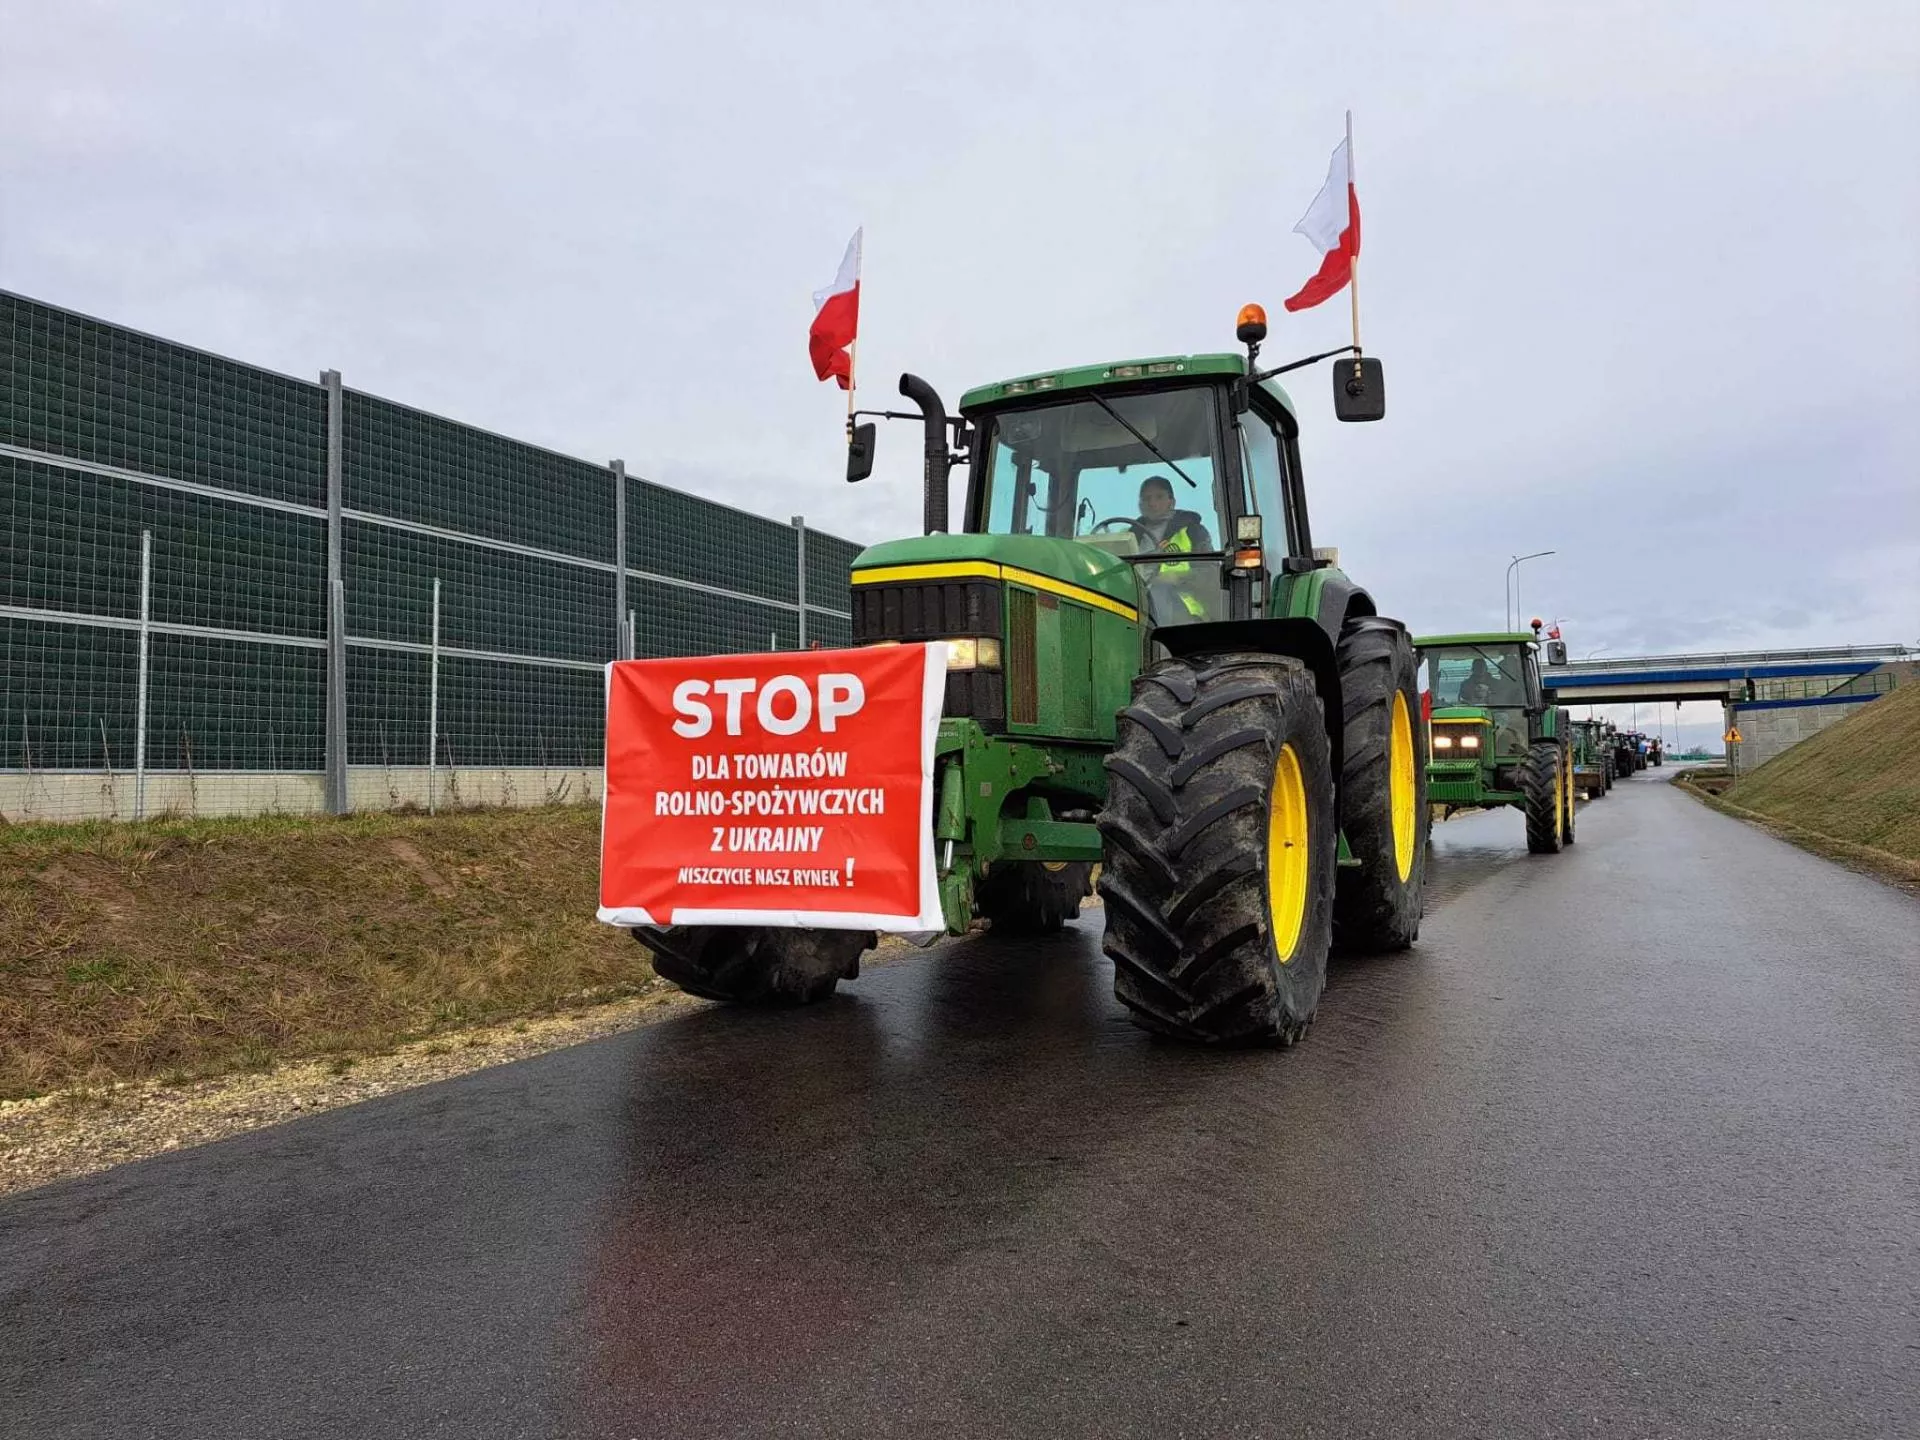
[1283,137,1360,313]
[809,227,861,390]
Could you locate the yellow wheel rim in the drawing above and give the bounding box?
[1388,690,1416,883]
[1266,743,1310,963]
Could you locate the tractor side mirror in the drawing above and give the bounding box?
[1333,357,1386,422]
[846,422,876,483]
[1545,640,1568,666]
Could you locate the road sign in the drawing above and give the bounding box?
[1724,726,1743,744]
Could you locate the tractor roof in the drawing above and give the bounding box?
[959,353,1297,421]
[1415,632,1541,648]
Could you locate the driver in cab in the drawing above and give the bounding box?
[1135,475,1213,621]
[1459,657,1496,705]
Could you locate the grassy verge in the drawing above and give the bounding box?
[1710,682,1920,860]
[0,806,657,1100]
[1670,681,1920,891]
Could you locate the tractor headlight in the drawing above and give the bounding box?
[1432,724,1486,755]
[944,637,1002,671]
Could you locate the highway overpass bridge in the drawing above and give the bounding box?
[1544,644,1918,769]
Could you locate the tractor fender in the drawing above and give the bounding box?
[1153,617,1346,784]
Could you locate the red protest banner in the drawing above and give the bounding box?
[598,643,947,931]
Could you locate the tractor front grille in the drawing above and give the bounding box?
[851,577,1005,728]
[851,579,999,641]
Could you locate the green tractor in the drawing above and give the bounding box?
[1569,718,1613,800]
[1413,627,1577,854]
[1613,731,1647,776]
[641,308,1428,1045]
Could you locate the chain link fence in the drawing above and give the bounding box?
[1,291,863,823]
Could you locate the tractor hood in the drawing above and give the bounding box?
[849,533,1141,611]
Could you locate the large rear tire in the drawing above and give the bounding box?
[1521,741,1565,854]
[638,926,872,1005]
[1098,652,1336,1045]
[1331,616,1428,954]
[976,860,1094,935]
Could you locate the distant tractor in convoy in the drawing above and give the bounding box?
[1569,718,1611,799]
[1612,729,1643,779]
[641,305,1427,1046]
[1414,624,1577,853]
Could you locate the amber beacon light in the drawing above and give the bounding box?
[1235,304,1269,345]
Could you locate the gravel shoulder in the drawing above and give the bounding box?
[0,989,694,1197]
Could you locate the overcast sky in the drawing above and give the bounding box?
[4,1,1916,746]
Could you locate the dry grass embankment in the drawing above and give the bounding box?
[1677,681,1920,884]
[0,806,658,1100]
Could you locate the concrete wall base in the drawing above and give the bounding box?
[0,768,601,825]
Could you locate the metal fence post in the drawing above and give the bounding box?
[612,460,630,660]
[321,369,349,814]
[792,514,807,648]
[134,528,152,821]
[427,577,441,814]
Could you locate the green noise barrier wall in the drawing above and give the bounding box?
[1,291,862,817]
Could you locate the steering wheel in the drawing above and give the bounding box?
[1088,516,1152,544]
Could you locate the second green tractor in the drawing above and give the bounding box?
[1414,629,1577,853]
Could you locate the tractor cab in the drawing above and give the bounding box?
[962,362,1284,631]
[844,338,1380,741]
[843,306,1387,731]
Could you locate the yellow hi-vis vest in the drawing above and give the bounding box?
[1152,526,1209,618]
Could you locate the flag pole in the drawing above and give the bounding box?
[1346,109,1362,372]
[845,228,863,441]
[845,337,858,440]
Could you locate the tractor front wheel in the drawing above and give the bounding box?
[1098,652,1336,1045]
[1331,616,1428,954]
[977,860,1094,935]
[639,926,872,1005]
[1521,742,1565,854]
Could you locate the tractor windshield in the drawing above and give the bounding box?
[1428,646,1529,710]
[978,385,1227,627]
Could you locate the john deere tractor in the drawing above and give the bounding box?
[640,307,1428,1045]
[1414,627,1577,853]
[1569,718,1612,799]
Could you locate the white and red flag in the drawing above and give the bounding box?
[809,227,862,389]
[1283,135,1360,312]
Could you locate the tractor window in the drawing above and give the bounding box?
[983,444,1054,535]
[1428,647,1529,709]
[1237,411,1285,539]
[977,387,1225,550]
[977,386,1229,627]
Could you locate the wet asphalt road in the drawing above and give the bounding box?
[4,773,1917,1439]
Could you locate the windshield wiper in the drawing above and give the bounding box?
[1086,393,1199,490]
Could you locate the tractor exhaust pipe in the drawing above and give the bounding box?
[898,373,950,534]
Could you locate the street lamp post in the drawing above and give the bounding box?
[1505,550,1556,632]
